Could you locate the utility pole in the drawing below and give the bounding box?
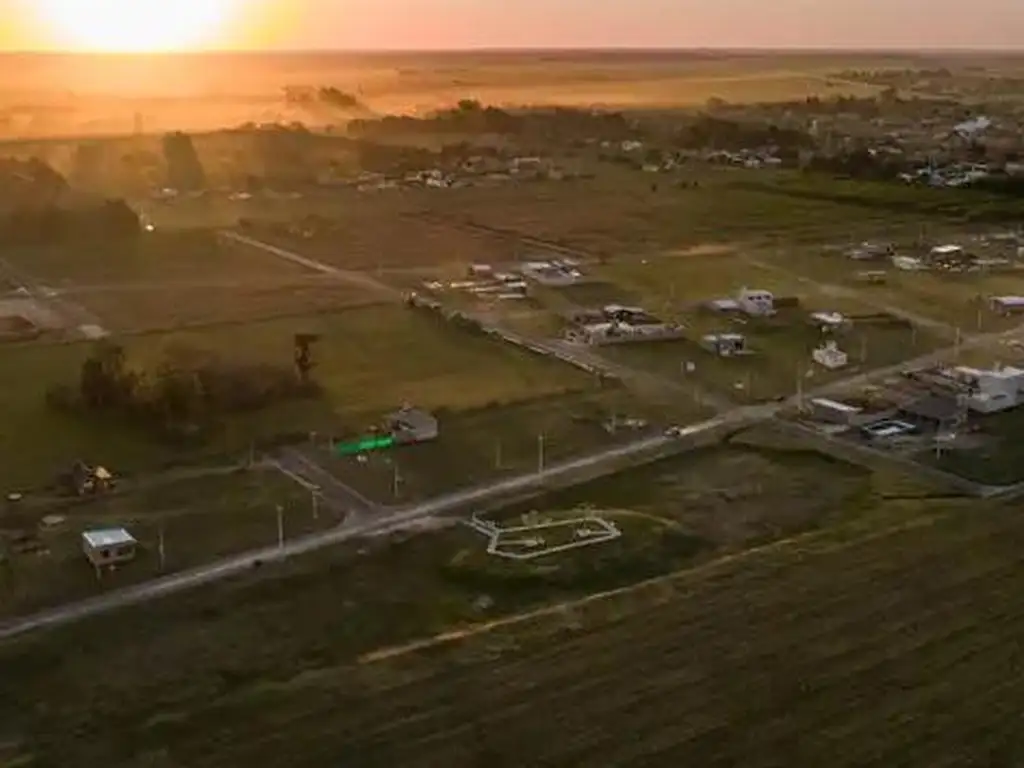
[158,522,166,571]
[537,434,545,473]
[311,489,319,522]
[392,463,402,499]
[954,326,962,361]
[276,505,284,550]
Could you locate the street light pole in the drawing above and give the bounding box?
[537,434,545,473]
[276,505,284,550]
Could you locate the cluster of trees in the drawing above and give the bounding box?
[162,131,206,191]
[0,157,140,245]
[349,100,635,142]
[48,339,321,443]
[674,115,813,152]
[283,85,365,111]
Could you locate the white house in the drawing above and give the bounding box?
[701,333,748,356]
[737,288,775,316]
[812,340,848,370]
[82,528,137,569]
[945,365,1024,413]
[810,397,863,425]
[930,244,964,260]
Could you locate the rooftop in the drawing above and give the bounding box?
[82,528,136,549]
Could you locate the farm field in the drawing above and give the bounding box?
[244,207,521,271]
[0,52,896,139]
[0,304,591,490]
[72,276,390,333]
[0,442,1001,766]
[3,229,307,286]
[0,468,322,619]
[414,168,955,257]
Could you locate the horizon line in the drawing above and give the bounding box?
[0,45,1022,56]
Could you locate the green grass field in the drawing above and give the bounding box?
[0,304,592,490]
[0,468,320,619]
[4,229,307,286]
[0,441,998,767]
[412,168,975,257]
[314,387,679,503]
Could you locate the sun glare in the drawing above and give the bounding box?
[35,0,240,52]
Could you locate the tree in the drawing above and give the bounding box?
[293,334,320,384]
[162,131,206,191]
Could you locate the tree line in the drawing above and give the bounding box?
[47,337,321,444]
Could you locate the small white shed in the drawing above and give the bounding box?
[82,528,137,569]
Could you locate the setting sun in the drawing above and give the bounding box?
[34,0,241,52]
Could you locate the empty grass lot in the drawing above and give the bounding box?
[73,276,390,333]
[0,305,592,489]
[416,168,953,256]
[0,469,323,619]
[315,387,667,503]
[3,229,307,286]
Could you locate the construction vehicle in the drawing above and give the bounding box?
[61,461,116,497]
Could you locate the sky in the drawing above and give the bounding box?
[1,0,1023,51]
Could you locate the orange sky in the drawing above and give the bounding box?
[0,0,1022,51]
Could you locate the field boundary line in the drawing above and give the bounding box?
[358,508,952,666]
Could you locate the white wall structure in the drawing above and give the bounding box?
[737,287,775,316]
[946,365,1024,413]
[812,340,848,370]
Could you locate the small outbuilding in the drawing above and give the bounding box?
[82,528,137,569]
[809,397,863,425]
[388,406,439,444]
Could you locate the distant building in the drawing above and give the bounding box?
[701,333,748,357]
[82,528,137,570]
[989,296,1024,315]
[388,407,439,444]
[809,397,863,425]
[812,340,848,370]
[737,288,775,316]
[897,395,963,429]
[944,365,1024,413]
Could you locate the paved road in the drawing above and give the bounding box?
[0,420,725,642]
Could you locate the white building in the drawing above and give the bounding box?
[812,340,848,370]
[737,288,775,316]
[810,397,863,425]
[930,244,964,260]
[945,365,1024,413]
[701,333,748,357]
[989,296,1024,315]
[82,528,137,569]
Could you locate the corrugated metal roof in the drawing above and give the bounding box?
[82,528,136,549]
